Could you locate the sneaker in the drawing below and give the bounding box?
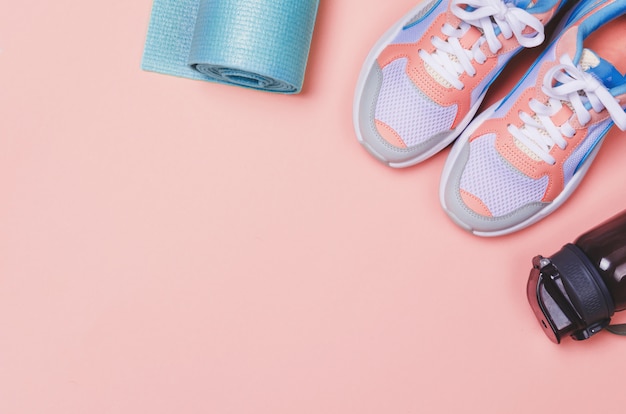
[353,0,566,168]
[440,0,626,236]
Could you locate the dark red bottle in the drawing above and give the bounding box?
[527,210,626,343]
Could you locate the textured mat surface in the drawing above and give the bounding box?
[142,0,319,93]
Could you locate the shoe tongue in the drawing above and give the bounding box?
[579,48,626,89]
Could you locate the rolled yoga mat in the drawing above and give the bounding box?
[141,0,320,94]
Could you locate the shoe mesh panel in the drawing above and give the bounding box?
[460,134,549,217]
[376,59,457,147]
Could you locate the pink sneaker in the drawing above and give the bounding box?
[353,0,566,167]
[440,0,626,236]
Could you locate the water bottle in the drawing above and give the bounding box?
[527,210,626,343]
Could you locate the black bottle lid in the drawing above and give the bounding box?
[527,244,615,343]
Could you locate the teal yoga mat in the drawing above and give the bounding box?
[142,0,320,94]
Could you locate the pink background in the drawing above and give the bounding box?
[2,1,626,413]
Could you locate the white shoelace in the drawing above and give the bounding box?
[508,54,626,165]
[419,0,545,90]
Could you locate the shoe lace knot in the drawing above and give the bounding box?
[419,0,545,90]
[508,54,626,165]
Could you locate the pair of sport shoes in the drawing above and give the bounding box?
[354,0,626,236]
